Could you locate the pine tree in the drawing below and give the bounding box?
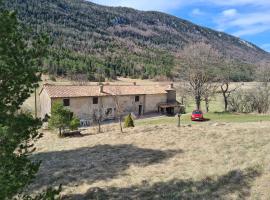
[124,113,135,128]
[48,102,71,136]
[0,1,60,199]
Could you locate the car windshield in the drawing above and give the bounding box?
[193,110,202,114]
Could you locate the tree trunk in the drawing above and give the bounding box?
[205,97,209,113]
[59,127,62,137]
[224,96,228,112]
[221,83,229,112]
[221,91,229,112]
[119,116,123,133]
[195,96,201,110]
[98,120,101,133]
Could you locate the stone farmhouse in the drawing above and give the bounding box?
[39,83,181,126]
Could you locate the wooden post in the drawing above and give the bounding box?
[34,87,37,119]
[177,113,181,127]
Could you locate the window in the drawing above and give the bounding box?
[93,97,98,104]
[63,98,70,106]
[135,96,140,102]
[192,110,202,114]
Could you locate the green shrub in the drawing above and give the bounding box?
[48,102,71,136]
[69,117,80,130]
[124,113,135,128]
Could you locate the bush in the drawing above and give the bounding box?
[228,85,270,113]
[69,117,80,130]
[124,113,135,128]
[228,89,255,113]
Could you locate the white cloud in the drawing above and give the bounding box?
[89,0,270,12]
[202,0,270,6]
[89,0,270,11]
[222,9,238,17]
[191,8,204,16]
[216,10,270,36]
[233,25,270,36]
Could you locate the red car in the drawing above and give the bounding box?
[191,110,204,121]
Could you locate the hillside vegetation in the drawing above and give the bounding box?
[5,0,270,81]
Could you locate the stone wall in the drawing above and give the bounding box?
[144,94,167,113]
[41,93,169,121]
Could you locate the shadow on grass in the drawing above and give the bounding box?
[213,111,234,115]
[30,145,183,191]
[66,167,261,200]
[202,118,210,122]
[192,118,211,123]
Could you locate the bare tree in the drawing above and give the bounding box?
[181,42,221,110]
[202,83,219,113]
[176,82,189,106]
[110,86,124,133]
[257,61,270,83]
[93,106,103,133]
[218,58,242,112]
[253,61,270,113]
[229,85,270,114]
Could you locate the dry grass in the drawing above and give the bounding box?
[30,121,270,199]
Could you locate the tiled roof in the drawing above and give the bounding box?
[41,84,174,98]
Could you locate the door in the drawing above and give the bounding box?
[166,107,174,115]
[139,105,143,116]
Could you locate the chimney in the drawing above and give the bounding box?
[133,82,137,86]
[99,84,104,93]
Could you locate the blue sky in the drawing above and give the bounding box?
[89,0,270,52]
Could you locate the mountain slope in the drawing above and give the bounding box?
[5,0,270,80]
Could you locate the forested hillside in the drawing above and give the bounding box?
[5,0,270,81]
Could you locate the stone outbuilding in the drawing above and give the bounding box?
[39,83,181,126]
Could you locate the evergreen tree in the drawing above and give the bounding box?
[48,102,71,136]
[124,113,135,128]
[69,117,80,131]
[0,1,60,199]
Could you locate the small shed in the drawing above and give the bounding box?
[158,102,183,115]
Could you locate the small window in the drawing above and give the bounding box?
[135,96,140,102]
[93,97,98,104]
[63,99,70,106]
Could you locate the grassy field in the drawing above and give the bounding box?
[25,79,270,199]
[137,112,270,126]
[31,121,270,199]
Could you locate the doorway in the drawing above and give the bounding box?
[138,105,143,116]
[166,107,174,116]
